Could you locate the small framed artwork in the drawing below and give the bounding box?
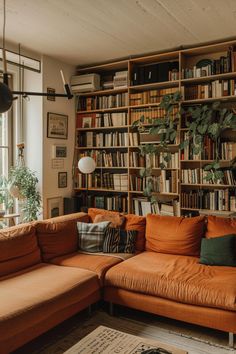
[51,158,64,169]
[47,197,63,218]
[58,172,67,188]
[47,87,56,101]
[52,145,67,158]
[47,113,68,139]
[82,116,92,128]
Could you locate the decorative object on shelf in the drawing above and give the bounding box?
[0,0,73,114]
[52,145,67,158]
[78,156,96,210]
[47,113,68,139]
[47,196,63,218]
[58,172,67,188]
[82,116,92,128]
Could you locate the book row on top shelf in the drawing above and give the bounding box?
[74,39,236,217]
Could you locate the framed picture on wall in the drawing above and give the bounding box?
[47,197,63,218]
[52,145,67,158]
[58,172,67,188]
[82,117,92,128]
[47,113,68,139]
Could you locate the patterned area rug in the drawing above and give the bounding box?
[13,306,236,354]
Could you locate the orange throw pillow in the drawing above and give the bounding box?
[145,214,205,256]
[124,214,146,252]
[94,213,125,228]
[88,208,120,222]
[206,216,236,241]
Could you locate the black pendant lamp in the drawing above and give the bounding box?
[0,0,73,114]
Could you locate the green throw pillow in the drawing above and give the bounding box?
[199,234,236,266]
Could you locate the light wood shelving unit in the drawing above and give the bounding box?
[74,39,236,216]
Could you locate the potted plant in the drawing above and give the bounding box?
[7,166,41,221]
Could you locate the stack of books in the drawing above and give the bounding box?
[113,71,128,88]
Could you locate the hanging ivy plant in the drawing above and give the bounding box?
[181,101,236,183]
[132,91,236,200]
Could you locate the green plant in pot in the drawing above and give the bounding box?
[7,165,41,221]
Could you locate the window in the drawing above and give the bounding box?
[0,75,12,178]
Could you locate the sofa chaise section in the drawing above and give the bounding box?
[104,251,236,335]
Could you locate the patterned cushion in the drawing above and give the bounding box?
[77,221,110,252]
[103,227,137,253]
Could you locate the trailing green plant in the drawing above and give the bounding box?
[8,166,41,221]
[132,91,181,199]
[132,91,236,200]
[181,101,236,183]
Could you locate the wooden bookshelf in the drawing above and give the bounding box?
[74,38,236,216]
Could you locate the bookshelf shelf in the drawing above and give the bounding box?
[77,125,131,131]
[77,106,129,114]
[76,87,128,97]
[74,38,236,215]
[130,80,179,91]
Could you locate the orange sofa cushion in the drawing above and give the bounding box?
[36,221,78,261]
[145,214,205,256]
[0,224,41,277]
[124,214,146,252]
[206,216,236,238]
[0,263,99,353]
[94,213,125,228]
[88,208,120,222]
[50,252,123,283]
[105,251,236,311]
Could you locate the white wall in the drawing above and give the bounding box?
[42,55,75,218]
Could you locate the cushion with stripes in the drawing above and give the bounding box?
[103,227,137,253]
[77,221,110,252]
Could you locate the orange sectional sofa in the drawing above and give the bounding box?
[0,209,235,353]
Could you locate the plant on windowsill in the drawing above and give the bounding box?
[7,165,41,222]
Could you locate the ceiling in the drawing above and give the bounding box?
[2,0,236,67]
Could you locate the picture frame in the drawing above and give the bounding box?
[47,197,63,218]
[58,172,67,188]
[51,159,64,169]
[47,113,68,139]
[82,116,92,128]
[52,145,67,158]
[47,87,56,101]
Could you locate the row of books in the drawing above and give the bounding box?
[78,112,128,129]
[130,88,177,106]
[78,132,129,147]
[181,189,236,211]
[77,172,129,191]
[131,107,178,123]
[183,79,236,100]
[181,134,236,161]
[129,151,179,169]
[181,168,236,185]
[87,194,128,212]
[132,197,180,216]
[130,170,178,193]
[77,93,128,111]
[78,151,128,167]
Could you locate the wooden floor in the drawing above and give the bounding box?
[13,304,235,354]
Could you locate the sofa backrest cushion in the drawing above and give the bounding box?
[124,214,146,252]
[36,212,89,261]
[206,216,236,238]
[88,208,120,222]
[36,220,78,261]
[0,223,41,277]
[145,214,205,256]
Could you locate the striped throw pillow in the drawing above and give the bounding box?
[103,227,137,253]
[77,221,110,252]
